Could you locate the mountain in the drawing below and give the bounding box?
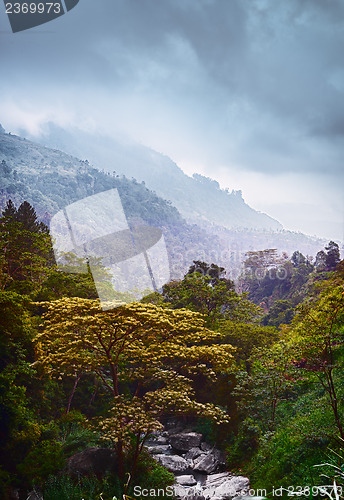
[0,126,326,280]
[22,123,282,231]
[0,128,228,280]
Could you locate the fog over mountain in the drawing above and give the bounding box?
[22,123,282,232]
[0,127,327,279]
[0,0,343,241]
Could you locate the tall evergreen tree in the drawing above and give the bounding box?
[1,199,17,219]
[16,201,48,233]
[325,241,340,271]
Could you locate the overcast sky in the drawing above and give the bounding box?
[0,0,343,241]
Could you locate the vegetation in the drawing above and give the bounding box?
[0,199,343,499]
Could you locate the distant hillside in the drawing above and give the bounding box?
[0,128,227,279]
[0,126,326,280]
[22,123,282,231]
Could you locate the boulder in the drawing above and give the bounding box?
[145,444,171,454]
[200,442,213,452]
[169,432,203,452]
[146,434,169,445]
[26,492,43,500]
[8,488,21,500]
[203,475,250,499]
[213,448,227,466]
[204,472,232,486]
[175,474,197,486]
[156,435,169,444]
[174,484,205,499]
[66,447,118,478]
[154,454,189,473]
[193,453,218,474]
[185,447,203,460]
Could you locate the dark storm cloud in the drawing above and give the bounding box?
[0,0,343,239]
[1,0,343,149]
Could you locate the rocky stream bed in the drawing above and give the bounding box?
[144,428,252,500]
[25,428,254,500]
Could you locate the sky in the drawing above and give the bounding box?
[0,0,343,242]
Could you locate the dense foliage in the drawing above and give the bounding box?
[0,199,343,499]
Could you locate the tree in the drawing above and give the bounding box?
[0,201,52,293]
[288,281,344,439]
[291,251,306,268]
[35,298,235,481]
[239,249,289,303]
[234,341,295,433]
[325,241,341,271]
[2,199,17,219]
[159,261,258,326]
[186,261,233,288]
[261,299,295,327]
[315,242,340,273]
[219,320,279,373]
[0,292,42,494]
[315,249,327,272]
[16,200,48,233]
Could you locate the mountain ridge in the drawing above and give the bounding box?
[19,123,282,231]
[0,126,326,279]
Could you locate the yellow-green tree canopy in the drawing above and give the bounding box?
[34,298,235,476]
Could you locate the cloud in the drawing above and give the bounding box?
[0,0,343,240]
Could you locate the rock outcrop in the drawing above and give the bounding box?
[169,432,203,452]
[145,431,250,500]
[66,447,118,478]
[155,454,190,474]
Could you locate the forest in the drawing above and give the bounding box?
[0,199,343,500]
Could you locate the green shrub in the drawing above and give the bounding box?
[42,474,122,500]
[17,440,65,487]
[129,451,176,499]
[226,417,261,468]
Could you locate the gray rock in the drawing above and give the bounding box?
[146,434,169,445]
[175,474,197,486]
[204,472,233,487]
[234,497,266,500]
[169,432,203,452]
[174,484,205,499]
[145,444,171,454]
[203,475,250,500]
[66,447,118,478]
[154,454,189,473]
[201,442,213,452]
[185,496,206,500]
[156,435,169,444]
[213,448,227,466]
[193,453,218,474]
[8,487,20,500]
[26,492,43,500]
[185,447,203,460]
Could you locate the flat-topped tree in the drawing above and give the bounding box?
[34,298,235,481]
